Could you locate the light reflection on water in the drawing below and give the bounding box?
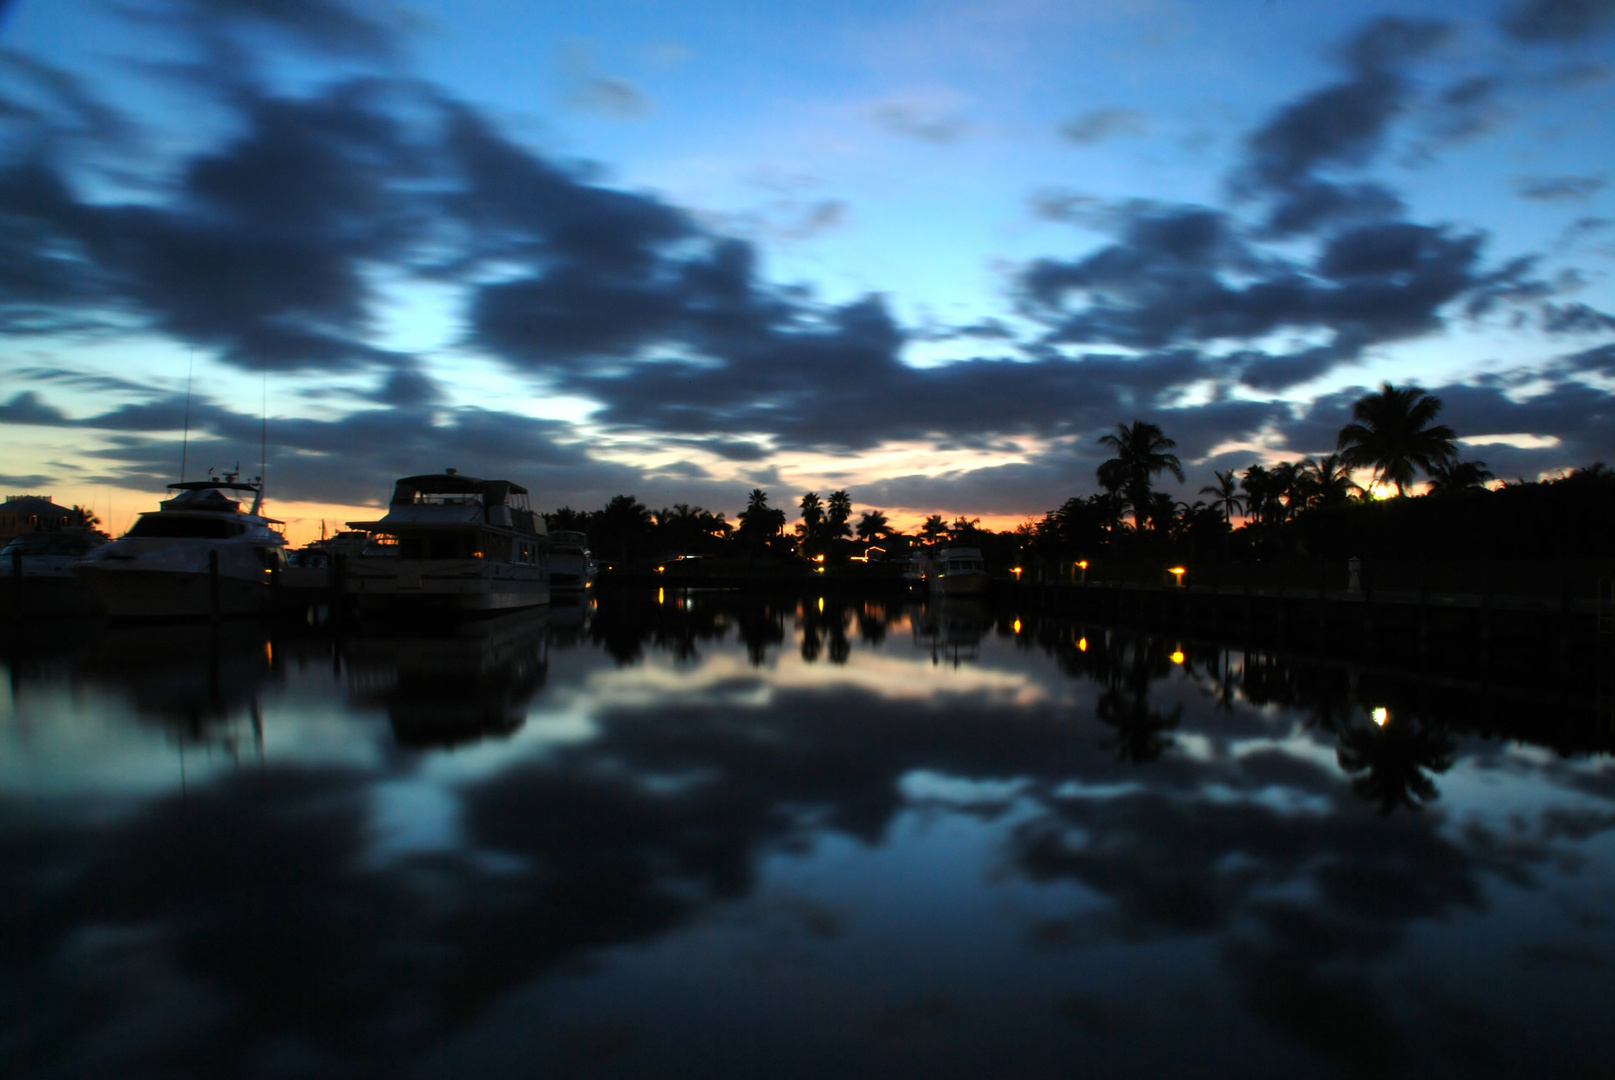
[2,592,1613,1078]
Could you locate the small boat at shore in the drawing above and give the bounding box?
[344,471,550,614]
[548,530,596,593]
[919,546,991,596]
[74,473,288,618]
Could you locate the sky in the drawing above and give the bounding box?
[2,0,1613,543]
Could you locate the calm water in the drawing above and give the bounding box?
[4,592,1613,1079]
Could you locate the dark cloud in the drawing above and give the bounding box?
[1514,173,1606,201]
[1541,301,1615,333]
[1059,108,1148,146]
[1500,0,1615,43]
[0,390,69,424]
[1019,205,1520,391]
[150,0,403,59]
[1232,17,1448,236]
[1,80,430,371]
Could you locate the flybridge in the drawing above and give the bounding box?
[352,471,542,537]
[389,473,531,508]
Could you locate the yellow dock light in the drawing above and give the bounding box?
[1170,649,1185,665]
[1013,618,1022,634]
[814,554,825,563]
[1371,707,1389,726]
[1169,566,1186,586]
[657,587,664,605]
[1077,636,1088,652]
[1011,566,1023,579]
[817,597,824,613]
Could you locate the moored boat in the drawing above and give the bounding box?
[0,529,106,616]
[344,471,550,613]
[548,530,597,593]
[919,546,991,596]
[74,473,288,618]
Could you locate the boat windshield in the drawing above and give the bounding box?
[126,515,243,539]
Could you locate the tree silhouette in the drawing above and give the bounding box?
[736,489,786,548]
[1298,453,1360,508]
[1240,464,1275,527]
[826,490,853,540]
[1335,714,1456,814]
[1336,383,1457,496]
[1200,470,1244,528]
[855,509,890,543]
[920,514,947,544]
[1425,459,1494,495]
[1098,421,1185,533]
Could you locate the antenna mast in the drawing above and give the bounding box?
[180,347,194,482]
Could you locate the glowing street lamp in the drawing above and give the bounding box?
[1076,559,1089,585]
[1170,649,1185,665]
[1011,566,1023,580]
[1077,636,1088,652]
[1169,566,1186,587]
[1013,618,1022,634]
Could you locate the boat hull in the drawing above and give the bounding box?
[75,565,272,618]
[346,559,550,614]
[928,572,990,596]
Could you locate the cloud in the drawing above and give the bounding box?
[1059,108,1148,146]
[569,77,649,117]
[1018,202,1530,391]
[147,0,404,59]
[871,99,973,143]
[1499,0,1615,43]
[1028,187,1099,223]
[1514,173,1606,202]
[0,390,69,424]
[1231,17,1449,236]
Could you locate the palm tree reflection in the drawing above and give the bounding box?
[1336,708,1455,814]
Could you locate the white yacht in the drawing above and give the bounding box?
[919,546,991,596]
[1,529,106,616]
[547,530,596,593]
[75,473,288,618]
[344,471,550,613]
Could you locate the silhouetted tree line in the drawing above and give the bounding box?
[1024,383,1615,567]
[544,382,1613,571]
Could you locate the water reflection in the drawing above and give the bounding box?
[1,593,1610,1078]
[343,609,550,748]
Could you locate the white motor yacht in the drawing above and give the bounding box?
[344,471,550,613]
[1,529,106,616]
[547,530,597,593]
[919,546,991,596]
[75,473,288,618]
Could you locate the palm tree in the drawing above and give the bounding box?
[1097,421,1185,532]
[1200,470,1244,527]
[1240,464,1273,526]
[1270,460,1303,522]
[920,514,948,545]
[826,490,853,538]
[1425,459,1495,495]
[1298,453,1360,508]
[736,488,786,545]
[1336,382,1457,496]
[856,509,890,543]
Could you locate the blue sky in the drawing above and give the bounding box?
[2,0,1613,539]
